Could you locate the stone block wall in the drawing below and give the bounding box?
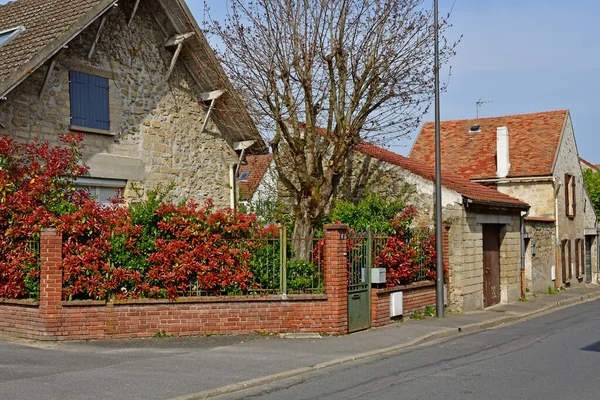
[497,181,554,219]
[444,206,523,312]
[525,221,556,293]
[499,217,521,303]
[0,1,238,208]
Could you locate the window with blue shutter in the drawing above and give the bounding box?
[69,71,110,131]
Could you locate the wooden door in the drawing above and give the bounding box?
[483,225,501,307]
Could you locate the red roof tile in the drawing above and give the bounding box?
[409,110,568,180]
[579,157,598,171]
[356,143,528,208]
[238,154,273,200]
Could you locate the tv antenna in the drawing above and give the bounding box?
[476,98,492,118]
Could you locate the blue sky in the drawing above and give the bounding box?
[2,0,598,161]
[200,0,600,161]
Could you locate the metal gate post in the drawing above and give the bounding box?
[279,225,287,296]
[366,226,372,324]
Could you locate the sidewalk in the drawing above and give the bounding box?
[1,284,599,400]
[170,284,600,400]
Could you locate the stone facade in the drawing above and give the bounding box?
[443,206,522,311]
[0,2,239,207]
[490,113,598,289]
[548,114,596,285]
[497,181,555,218]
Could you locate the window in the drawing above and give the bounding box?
[75,177,126,206]
[238,171,250,180]
[564,173,576,218]
[69,71,110,131]
[0,26,25,49]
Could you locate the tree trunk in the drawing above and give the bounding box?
[291,199,317,262]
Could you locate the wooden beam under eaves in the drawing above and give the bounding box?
[163,32,194,48]
[128,0,141,27]
[39,59,56,99]
[88,15,108,60]
[163,32,194,81]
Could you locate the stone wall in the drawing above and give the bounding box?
[499,216,522,303]
[525,221,555,293]
[497,181,554,218]
[444,206,522,312]
[552,113,598,283]
[0,1,238,207]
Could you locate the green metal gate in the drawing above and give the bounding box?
[347,230,371,333]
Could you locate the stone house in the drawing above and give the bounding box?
[242,142,530,311]
[580,157,598,173]
[411,110,599,291]
[0,0,263,208]
[238,154,276,206]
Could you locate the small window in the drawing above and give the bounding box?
[239,171,250,180]
[0,26,25,48]
[69,71,110,131]
[564,174,576,218]
[75,177,126,206]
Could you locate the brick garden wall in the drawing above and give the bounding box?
[0,225,349,341]
[371,282,437,328]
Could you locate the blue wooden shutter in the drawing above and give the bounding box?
[69,71,110,130]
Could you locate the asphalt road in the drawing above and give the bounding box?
[216,300,600,400]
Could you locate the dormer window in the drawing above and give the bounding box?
[239,171,250,180]
[0,26,25,49]
[469,125,481,133]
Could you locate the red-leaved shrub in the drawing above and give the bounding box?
[0,133,88,298]
[375,206,447,287]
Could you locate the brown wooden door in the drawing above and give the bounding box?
[483,224,501,307]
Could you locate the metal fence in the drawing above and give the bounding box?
[349,228,435,286]
[183,231,325,297]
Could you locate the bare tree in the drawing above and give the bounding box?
[204,0,459,240]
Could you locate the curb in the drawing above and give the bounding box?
[171,290,600,400]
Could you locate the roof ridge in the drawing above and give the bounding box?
[355,142,527,207]
[421,109,568,125]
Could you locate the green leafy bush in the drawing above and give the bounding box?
[329,193,404,234]
[286,259,321,292]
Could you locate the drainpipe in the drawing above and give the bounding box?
[229,163,237,210]
[521,206,531,298]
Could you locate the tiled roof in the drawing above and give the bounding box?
[238,154,273,200]
[410,110,568,180]
[579,157,598,171]
[0,0,112,95]
[356,142,528,208]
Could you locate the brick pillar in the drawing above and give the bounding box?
[39,228,63,338]
[323,224,349,334]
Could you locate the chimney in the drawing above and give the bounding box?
[496,126,511,178]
